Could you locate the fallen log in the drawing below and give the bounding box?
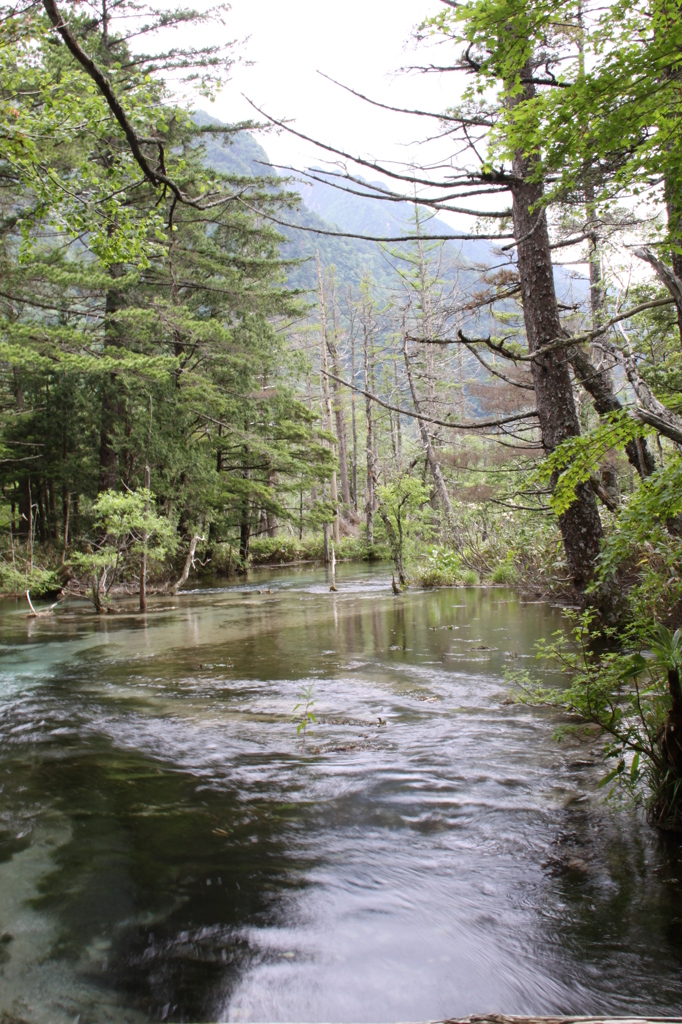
[25,589,63,618]
[439,1017,682,1024]
[171,530,204,594]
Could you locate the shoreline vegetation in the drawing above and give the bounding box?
[0,497,579,608]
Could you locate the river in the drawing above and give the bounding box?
[1,564,682,1023]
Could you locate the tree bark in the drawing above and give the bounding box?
[171,528,204,593]
[140,464,149,612]
[317,254,340,543]
[239,464,251,565]
[509,66,604,593]
[61,491,70,566]
[239,507,250,564]
[569,346,656,477]
[98,265,126,492]
[363,318,375,545]
[329,284,352,506]
[376,498,407,586]
[349,298,359,512]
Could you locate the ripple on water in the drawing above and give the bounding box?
[1,568,682,1023]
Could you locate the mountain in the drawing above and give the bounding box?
[196,111,395,292]
[299,172,497,268]
[196,111,587,309]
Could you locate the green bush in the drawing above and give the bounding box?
[208,543,242,574]
[0,560,60,596]
[248,534,388,565]
[414,547,477,587]
[491,561,518,585]
[512,617,682,831]
[249,536,302,564]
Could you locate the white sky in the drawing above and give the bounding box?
[197,0,457,184]
[175,0,643,282]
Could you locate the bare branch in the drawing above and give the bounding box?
[406,296,676,361]
[287,166,512,219]
[237,198,514,244]
[322,369,538,431]
[244,97,518,192]
[316,72,489,125]
[464,343,536,390]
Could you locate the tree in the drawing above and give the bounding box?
[70,488,176,612]
[0,1,336,592]
[253,4,612,603]
[375,475,432,586]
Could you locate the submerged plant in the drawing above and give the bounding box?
[293,683,316,751]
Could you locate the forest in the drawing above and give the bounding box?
[3,0,682,833]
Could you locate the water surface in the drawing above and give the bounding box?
[1,564,682,1023]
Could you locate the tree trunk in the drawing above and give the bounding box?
[317,254,340,543]
[363,319,374,545]
[403,338,455,528]
[18,477,30,540]
[140,464,149,612]
[171,527,204,593]
[61,491,70,565]
[266,473,278,537]
[322,481,330,564]
[393,342,403,471]
[509,66,604,593]
[569,346,656,477]
[98,265,126,492]
[376,500,407,586]
[36,480,46,543]
[48,479,57,540]
[216,420,223,473]
[350,316,359,512]
[239,507,250,564]
[330,282,352,506]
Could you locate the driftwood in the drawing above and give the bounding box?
[25,590,62,618]
[171,531,204,594]
[437,1017,682,1024]
[330,543,338,591]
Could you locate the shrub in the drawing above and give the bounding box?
[0,560,60,596]
[491,561,518,585]
[248,534,387,565]
[512,616,682,831]
[249,536,302,564]
[414,547,474,587]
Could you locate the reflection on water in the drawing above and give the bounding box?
[1,564,682,1023]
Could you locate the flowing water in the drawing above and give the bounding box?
[1,564,682,1024]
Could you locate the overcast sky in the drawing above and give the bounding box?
[197,0,456,185]
[153,1,633,276]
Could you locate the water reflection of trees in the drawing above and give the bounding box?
[538,802,682,1014]
[29,743,315,1022]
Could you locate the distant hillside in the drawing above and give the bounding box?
[196,111,395,292]
[300,171,497,269]
[195,111,587,309]
[300,170,589,307]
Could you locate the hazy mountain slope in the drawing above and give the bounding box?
[196,112,587,309]
[196,112,395,291]
[301,171,498,269]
